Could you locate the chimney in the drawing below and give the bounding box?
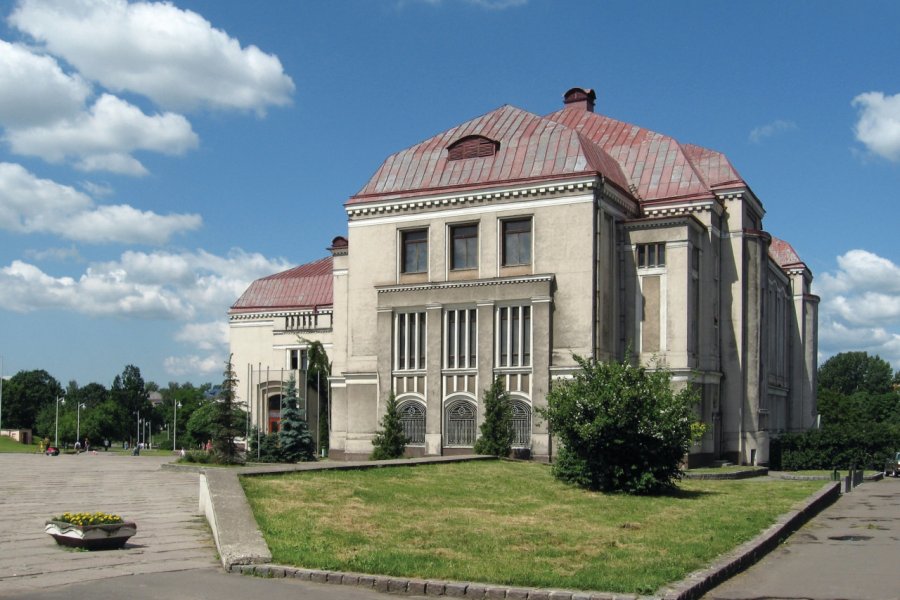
[563,87,596,112]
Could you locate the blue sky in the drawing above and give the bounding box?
[1,0,899,388]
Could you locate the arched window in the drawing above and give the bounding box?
[398,400,425,445]
[445,399,476,446]
[510,400,531,448]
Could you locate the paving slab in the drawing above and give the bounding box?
[0,453,217,597]
[702,475,900,600]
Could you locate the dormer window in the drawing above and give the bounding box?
[447,135,499,161]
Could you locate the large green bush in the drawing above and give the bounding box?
[542,355,698,494]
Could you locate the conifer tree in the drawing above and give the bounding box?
[279,374,316,462]
[371,392,408,460]
[474,377,514,457]
[212,354,244,465]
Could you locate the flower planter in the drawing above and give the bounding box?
[45,520,137,550]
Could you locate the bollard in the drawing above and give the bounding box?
[844,475,851,493]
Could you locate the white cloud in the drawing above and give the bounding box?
[10,0,295,114]
[852,91,900,162]
[78,180,114,198]
[0,162,201,243]
[0,248,291,321]
[749,119,797,143]
[816,249,900,369]
[164,353,223,377]
[4,94,198,175]
[23,245,83,262]
[0,38,90,127]
[174,321,229,352]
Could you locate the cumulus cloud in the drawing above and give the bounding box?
[23,245,83,262]
[164,353,223,377]
[174,321,229,352]
[0,162,201,243]
[0,38,90,127]
[852,91,900,162]
[0,248,291,321]
[749,119,797,143]
[9,0,295,114]
[4,94,198,175]
[817,249,900,368]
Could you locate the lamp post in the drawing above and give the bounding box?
[76,403,85,448]
[145,420,150,449]
[173,401,181,452]
[54,395,66,447]
[135,411,140,447]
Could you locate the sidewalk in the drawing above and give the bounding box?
[703,475,900,600]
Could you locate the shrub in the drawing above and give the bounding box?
[541,355,698,494]
[279,375,316,462]
[474,377,514,456]
[181,450,212,464]
[371,392,408,460]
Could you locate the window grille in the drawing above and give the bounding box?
[510,400,531,448]
[398,401,425,445]
[496,305,531,367]
[445,400,476,446]
[395,312,426,371]
[445,308,477,369]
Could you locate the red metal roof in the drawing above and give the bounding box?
[769,236,805,269]
[546,107,746,202]
[351,97,747,207]
[350,105,631,204]
[230,256,333,311]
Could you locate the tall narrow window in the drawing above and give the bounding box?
[289,349,308,371]
[496,305,531,368]
[401,229,428,274]
[394,312,426,371]
[444,308,477,369]
[511,400,531,448]
[445,400,476,446]
[398,401,425,445]
[450,224,478,270]
[637,243,666,268]
[502,218,532,266]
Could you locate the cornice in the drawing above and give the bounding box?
[229,308,334,321]
[641,197,723,218]
[346,178,600,219]
[376,274,554,294]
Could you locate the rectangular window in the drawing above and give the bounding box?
[637,243,666,268]
[496,305,531,368]
[289,349,308,371]
[501,218,532,266]
[450,224,478,270]
[444,308,477,369]
[401,229,428,273]
[394,312,426,371]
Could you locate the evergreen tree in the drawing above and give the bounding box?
[212,355,244,464]
[279,375,316,462]
[371,392,408,460]
[303,339,331,455]
[474,377,514,457]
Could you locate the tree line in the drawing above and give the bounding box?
[2,364,241,450]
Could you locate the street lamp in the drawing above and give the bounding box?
[135,411,140,447]
[76,403,86,449]
[173,401,181,452]
[145,420,150,449]
[54,394,66,448]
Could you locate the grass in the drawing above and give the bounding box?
[0,436,39,453]
[241,460,823,594]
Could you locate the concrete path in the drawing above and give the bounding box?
[703,475,900,600]
[0,453,217,597]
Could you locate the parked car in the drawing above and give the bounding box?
[885,452,900,477]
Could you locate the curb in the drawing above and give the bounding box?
[201,458,840,600]
[682,468,768,480]
[658,481,840,600]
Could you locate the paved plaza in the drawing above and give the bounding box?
[0,453,217,597]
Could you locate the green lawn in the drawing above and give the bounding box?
[0,436,39,453]
[242,460,824,594]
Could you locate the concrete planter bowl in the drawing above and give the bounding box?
[45,520,137,550]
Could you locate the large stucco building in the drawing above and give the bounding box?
[230,88,818,466]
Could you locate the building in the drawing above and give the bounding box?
[230,87,818,466]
